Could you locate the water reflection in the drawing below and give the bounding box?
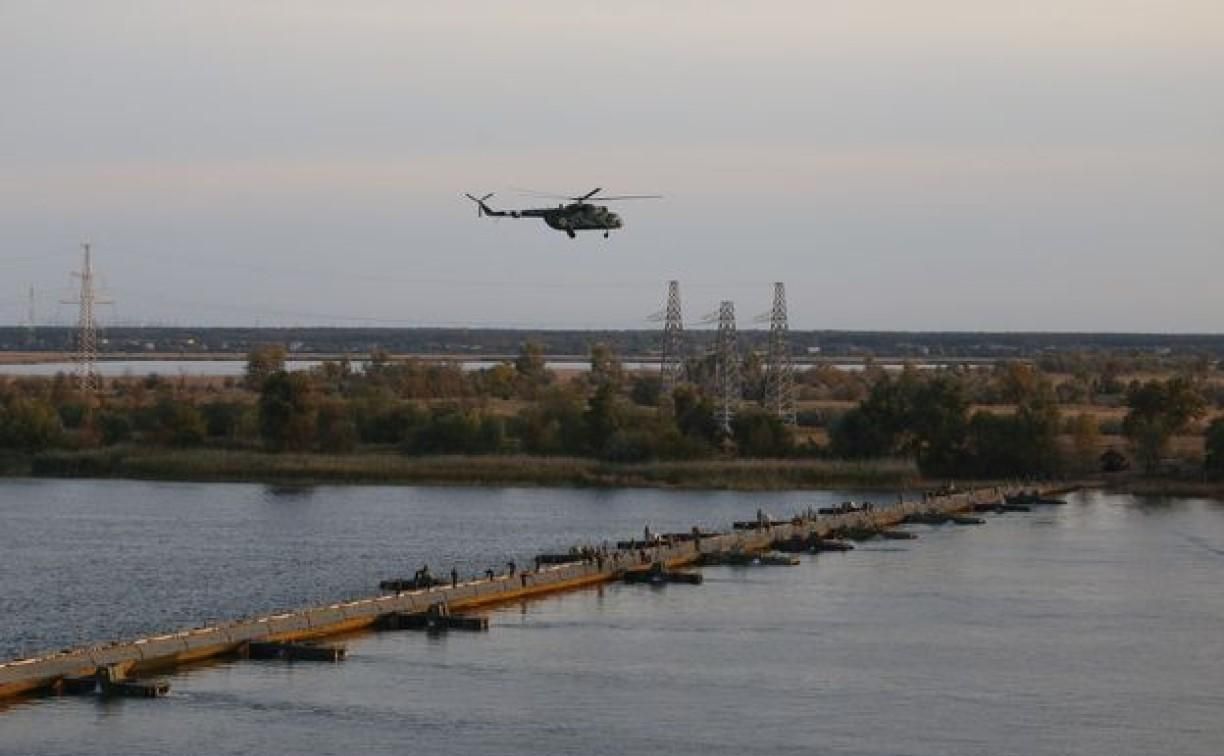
[262,484,317,500]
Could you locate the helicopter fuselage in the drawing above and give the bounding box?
[540,203,622,232]
[467,189,647,238]
[490,203,622,237]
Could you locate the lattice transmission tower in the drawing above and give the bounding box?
[764,281,796,425]
[61,243,110,396]
[660,280,685,393]
[26,285,36,346]
[713,300,741,435]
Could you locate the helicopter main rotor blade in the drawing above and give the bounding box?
[508,187,660,202]
[591,195,663,201]
[507,186,571,199]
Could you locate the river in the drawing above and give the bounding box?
[1,481,1222,755]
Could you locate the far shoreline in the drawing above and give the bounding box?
[5,447,1212,499]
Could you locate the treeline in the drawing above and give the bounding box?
[829,367,1065,477]
[0,344,797,464]
[794,354,1224,407]
[829,364,1218,477]
[3,344,1224,480]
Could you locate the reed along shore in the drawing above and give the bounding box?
[16,448,921,490]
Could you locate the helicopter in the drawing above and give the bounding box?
[464,188,661,238]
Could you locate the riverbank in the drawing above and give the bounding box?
[9,448,1213,498]
[1103,476,1224,499]
[15,448,922,490]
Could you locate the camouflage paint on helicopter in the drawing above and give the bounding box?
[465,188,660,238]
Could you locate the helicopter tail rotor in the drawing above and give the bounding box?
[465,193,495,217]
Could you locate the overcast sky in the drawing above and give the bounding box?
[1,1,1221,332]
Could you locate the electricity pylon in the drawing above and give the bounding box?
[713,300,741,436]
[26,285,35,346]
[764,282,796,425]
[61,243,110,396]
[660,280,685,393]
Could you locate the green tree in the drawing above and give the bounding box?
[672,384,720,448]
[905,374,969,474]
[629,374,663,407]
[829,370,969,476]
[995,361,1040,405]
[732,408,793,457]
[259,371,319,451]
[740,352,766,401]
[965,412,1021,477]
[511,387,588,455]
[96,410,133,446]
[314,359,354,395]
[352,399,428,445]
[152,398,206,447]
[478,362,518,400]
[317,400,358,453]
[1204,417,1224,473]
[830,407,894,458]
[200,402,246,440]
[1008,375,1062,475]
[1122,377,1205,473]
[405,406,502,455]
[245,344,287,390]
[965,403,1061,478]
[829,371,918,459]
[56,400,89,430]
[584,383,626,453]
[588,342,625,393]
[0,397,63,451]
[1068,412,1100,472]
[514,341,552,397]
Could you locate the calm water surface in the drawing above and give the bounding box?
[1,481,1222,756]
